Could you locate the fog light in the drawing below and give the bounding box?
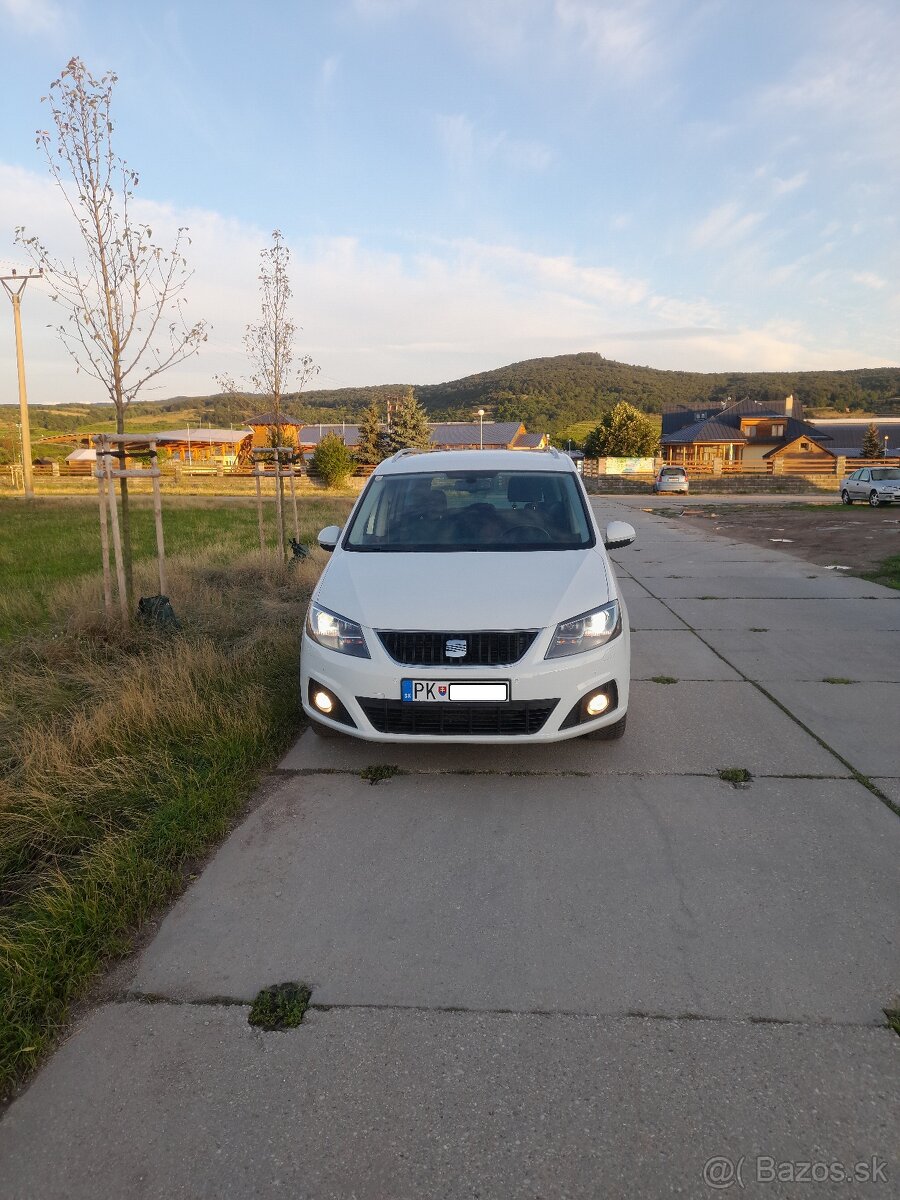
[585,691,611,717]
[313,690,334,714]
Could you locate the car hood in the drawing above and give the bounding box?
[315,548,612,631]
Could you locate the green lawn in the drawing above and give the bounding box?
[862,554,900,590]
[0,496,347,635]
[0,492,353,1096]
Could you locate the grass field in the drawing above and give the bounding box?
[0,493,354,1097]
[0,496,352,636]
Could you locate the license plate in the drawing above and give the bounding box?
[401,680,510,702]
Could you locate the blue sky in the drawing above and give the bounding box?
[1,0,898,404]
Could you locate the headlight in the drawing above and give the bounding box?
[545,601,621,659]
[306,601,370,658]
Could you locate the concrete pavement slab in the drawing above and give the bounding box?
[645,574,887,599]
[131,774,898,1022]
[702,628,900,683]
[664,597,900,631]
[280,681,841,776]
[873,778,900,806]
[630,630,741,680]
[617,558,827,581]
[622,594,686,628]
[763,682,900,776]
[3,1005,895,1200]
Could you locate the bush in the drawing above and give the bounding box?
[584,402,659,457]
[311,432,354,488]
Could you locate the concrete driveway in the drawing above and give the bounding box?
[2,502,898,1199]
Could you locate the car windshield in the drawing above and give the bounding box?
[871,469,900,481]
[343,470,595,552]
[661,468,685,477]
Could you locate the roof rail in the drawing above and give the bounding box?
[383,446,435,463]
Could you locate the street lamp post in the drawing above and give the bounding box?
[885,435,890,460]
[1,267,42,498]
[477,408,485,450]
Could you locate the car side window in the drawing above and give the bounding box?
[849,471,860,480]
[859,470,869,482]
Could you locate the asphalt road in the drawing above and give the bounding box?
[1,501,898,1199]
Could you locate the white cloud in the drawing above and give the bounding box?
[554,0,659,77]
[1,161,894,408]
[852,271,887,290]
[758,2,900,171]
[689,202,765,251]
[772,171,808,196]
[436,113,552,173]
[0,0,63,35]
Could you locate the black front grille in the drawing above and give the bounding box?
[358,698,558,736]
[377,629,538,666]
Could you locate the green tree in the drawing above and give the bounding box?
[387,388,431,453]
[356,400,389,464]
[311,432,354,488]
[861,422,882,458]
[584,402,659,457]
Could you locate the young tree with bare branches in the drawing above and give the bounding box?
[241,230,319,551]
[16,57,207,597]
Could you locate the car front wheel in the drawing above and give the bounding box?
[841,490,853,504]
[869,490,882,507]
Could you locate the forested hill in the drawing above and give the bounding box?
[5,354,899,444]
[228,352,900,429]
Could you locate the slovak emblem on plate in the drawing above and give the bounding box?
[446,638,467,658]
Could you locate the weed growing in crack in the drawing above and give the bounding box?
[650,675,678,685]
[718,767,753,786]
[248,982,312,1031]
[360,763,401,786]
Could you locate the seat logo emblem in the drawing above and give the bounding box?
[446,638,467,658]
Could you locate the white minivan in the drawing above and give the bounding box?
[300,448,635,744]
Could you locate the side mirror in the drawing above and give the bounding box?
[604,521,636,550]
[317,525,342,552]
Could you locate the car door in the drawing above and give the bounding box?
[845,469,859,497]
[853,469,869,499]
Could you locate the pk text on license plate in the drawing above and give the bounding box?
[401,680,510,703]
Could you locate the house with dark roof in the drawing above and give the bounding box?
[248,415,548,457]
[661,395,836,469]
[806,418,900,458]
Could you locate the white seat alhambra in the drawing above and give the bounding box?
[301,448,636,743]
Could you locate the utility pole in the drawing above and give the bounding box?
[1,268,42,498]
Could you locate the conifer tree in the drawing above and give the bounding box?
[356,400,389,463]
[861,422,882,459]
[387,388,431,453]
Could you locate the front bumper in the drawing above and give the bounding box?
[300,617,630,744]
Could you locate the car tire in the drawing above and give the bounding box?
[869,490,882,507]
[583,713,627,740]
[309,717,343,738]
[841,490,853,505]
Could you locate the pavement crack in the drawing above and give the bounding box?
[117,993,890,1030]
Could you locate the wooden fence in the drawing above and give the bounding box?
[584,457,898,479]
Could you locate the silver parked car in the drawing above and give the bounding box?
[652,465,689,494]
[840,467,900,506]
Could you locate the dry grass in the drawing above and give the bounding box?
[0,498,352,1096]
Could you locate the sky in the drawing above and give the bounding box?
[0,0,898,405]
